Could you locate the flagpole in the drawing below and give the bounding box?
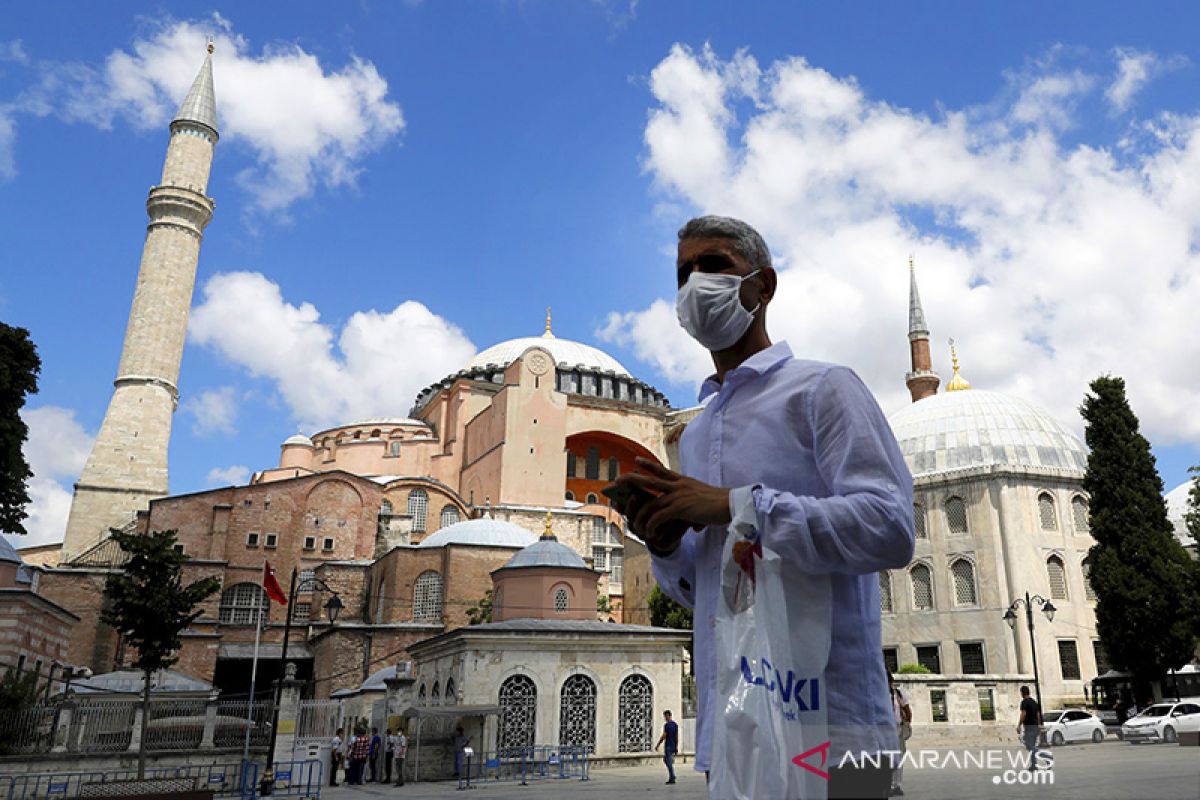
[243,564,267,769]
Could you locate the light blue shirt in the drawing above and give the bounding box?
[651,341,915,772]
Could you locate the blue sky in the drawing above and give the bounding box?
[2,2,1199,546]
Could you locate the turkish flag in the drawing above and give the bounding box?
[263,562,289,606]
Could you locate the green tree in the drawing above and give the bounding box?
[1185,465,1200,550]
[0,668,41,754]
[897,663,931,675]
[0,323,40,536]
[101,528,220,778]
[466,589,493,625]
[648,585,693,630]
[1081,376,1200,686]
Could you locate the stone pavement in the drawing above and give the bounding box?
[321,741,1199,799]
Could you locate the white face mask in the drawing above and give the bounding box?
[676,269,761,351]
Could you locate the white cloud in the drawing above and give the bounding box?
[183,386,239,436]
[1,406,93,549]
[1010,70,1095,129]
[6,15,404,216]
[0,107,15,180]
[189,271,477,430]
[1105,48,1187,113]
[0,40,28,64]
[602,44,1200,448]
[206,464,250,486]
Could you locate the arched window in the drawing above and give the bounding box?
[1082,562,1097,601]
[618,674,653,752]
[380,499,393,516]
[219,583,269,626]
[1047,556,1068,600]
[414,571,443,622]
[559,674,597,753]
[418,684,427,703]
[1038,492,1058,531]
[498,675,537,754]
[408,489,429,532]
[1071,496,1090,533]
[431,682,441,706]
[445,677,456,705]
[585,447,600,480]
[390,440,401,457]
[586,493,598,504]
[440,504,460,528]
[566,452,577,478]
[945,497,968,534]
[607,457,619,481]
[554,587,569,613]
[913,504,927,539]
[879,571,893,613]
[951,559,978,606]
[910,564,934,610]
[565,491,575,502]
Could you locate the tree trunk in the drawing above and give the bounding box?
[138,669,151,779]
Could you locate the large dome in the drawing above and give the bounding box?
[1165,481,1196,550]
[888,389,1088,479]
[417,518,537,549]
[464,336,630,377]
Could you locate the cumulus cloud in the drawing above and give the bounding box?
[183,386,239,436]
[4,15,404,216]
[601,44,1200,447]
[1,406,93,549]
[206,464,250,487]
[189,272,477,429]
[1105,48,1187,113]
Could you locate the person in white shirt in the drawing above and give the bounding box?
[329,727,344,787]
[384,729,397,784]
[888,674,912,797]
[393,728,408,786]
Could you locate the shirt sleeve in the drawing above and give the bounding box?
[751,366,915,575]
[649,530,698,608]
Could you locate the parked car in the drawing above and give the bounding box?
[1121,701,1200,744]
[1042,709,1107,745]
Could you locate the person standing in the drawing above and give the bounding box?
[384,728,396,784]
[369,727,382,782]
[888,675,912,797]
[394,727,408,786]
[452,726,470,779]
[654,710,679,785]
[1017,686,1043,771]
[329,727,345,787]
[348,728,371,785]
[611,216,915,800]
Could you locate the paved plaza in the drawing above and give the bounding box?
[322,742,1199,799]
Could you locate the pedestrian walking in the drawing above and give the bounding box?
[452,725,470,779]
[1017,686,1043,771]
[654,710,679,784]
[394,728,408,786]
[369,727,381,782]
[611,216,915,799]
[889,675,912,797]
[329,727,345,787]
[384,729,396,784]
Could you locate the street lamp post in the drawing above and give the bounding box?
[1003,591,1057,714]
[261,570,343,795]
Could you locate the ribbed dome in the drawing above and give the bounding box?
[1165,482,1196,549]
[502,538,590,570]
[417,519,537,549]
[464,337,630,377]
[888,389,1088,478]
[283,434,313,447]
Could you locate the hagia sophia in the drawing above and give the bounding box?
[5,46,1198,758]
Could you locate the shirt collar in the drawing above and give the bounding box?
[697,341,794,402]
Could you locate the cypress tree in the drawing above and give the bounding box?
[1081,376,1200,686]
[0,322,40,536]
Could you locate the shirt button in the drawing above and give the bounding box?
[887,483,897,493]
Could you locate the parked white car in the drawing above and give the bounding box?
[1042,709,1107,745]
[1121,701,1200,743]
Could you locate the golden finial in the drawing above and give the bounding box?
[946,338,972,391]
[542,306,554,338]
[206,38,215,55]
[542,511,555,539]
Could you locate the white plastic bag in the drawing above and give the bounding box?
[709,528,832,800]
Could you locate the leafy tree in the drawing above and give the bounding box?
[648,585,693,630]
[1080,376,1200,686]
[1185,465,1200,550]
[466,589,493,625]
[102,528,219,777]
[0,668,41,754]
[897,663,931,675]
[0,323,40,535]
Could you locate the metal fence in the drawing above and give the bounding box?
[0,760,322,800]
[143,698,208,752]
[214,701,273,749]
[0,705,57,755]
[456,745,590,788]
[296,700,341,742]
[74,700,137,754]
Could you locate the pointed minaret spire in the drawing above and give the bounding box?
[905,255,940,403]
[173,41,218,138]
[542,306,555,338]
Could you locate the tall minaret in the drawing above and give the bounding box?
[62,46,218,559]
[905,256,940,402]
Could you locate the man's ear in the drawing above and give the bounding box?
[759,266,777,305]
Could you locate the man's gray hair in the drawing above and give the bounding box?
[678,215,772,272]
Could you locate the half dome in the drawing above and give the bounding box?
[416,518,537,549]
[464,336,630,377]
[888,389,1088,479]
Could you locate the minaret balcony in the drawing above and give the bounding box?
[146,184,215,232]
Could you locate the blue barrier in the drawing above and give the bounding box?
[0,760,321,800]
[456,746,589,789]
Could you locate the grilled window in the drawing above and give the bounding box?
[1058,639,1081,680]
[882,648,899,675]
[1047,556,1068,600]
[414,570,443,622]
[440,505,460,528]
[930,689,948,722]
[913,504,927,539]
[911,564,934,610]
[945,496,968,534]
[610,549,624,585]
[916,645,941,674]
[879,571,894,613]
[607,457,619,481]
[1093,640,1110,674]
[380,500,393,516]
[585,447,600,480]
[566,451,577,478]
[617,674,654,752]
[978,688,996,721]
[293,602,311,622]
[407,489,428,532]
[1082,562,1097,601]
[592,546,608,572]
[951,559,977,606]
[554,587,569,613]
[959,642,986,674]
[1071,496,1090,533]
[219,583,268,626]
[498,675,537,754]
[559,674,597,753]
[1038,492,1058,531]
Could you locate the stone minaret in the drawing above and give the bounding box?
[905,257,940,403]
[62,46,218,559]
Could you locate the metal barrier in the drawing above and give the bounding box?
[74,701,137,754]
[144,699,208,752]
[0,760,322,800]
[214,701,272,749]
[0,706,57,755]
[456,746,589,789]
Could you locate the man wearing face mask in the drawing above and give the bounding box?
[610,216,915,799]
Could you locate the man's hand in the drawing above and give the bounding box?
[612,457,732,552]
